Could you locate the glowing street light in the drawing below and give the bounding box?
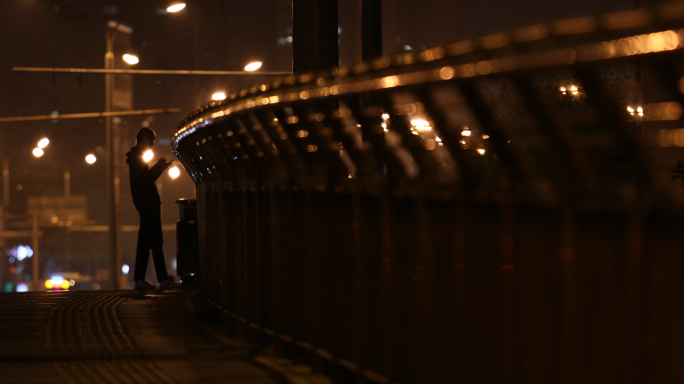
[122,53,139,65]
[143,150,154,163]
[85,154,97,164]
[37,137,49,149]
[32,148,44,158]
[168,165,181,179]
[244,61,263,71]
[166,3,186,13]
[212,92,227,101]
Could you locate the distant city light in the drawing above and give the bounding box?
[32,147,44,157]
[85,154,97,164]
[166,3,186,13]
[122,264,130,275]
[45,275,70,290]
[8,245,34,261]
[143,150,154,162]
[122,53,139,65]
[244,61,263,71]
[212,92,227,101]
[169,166,181,179]
[37,137,49,148]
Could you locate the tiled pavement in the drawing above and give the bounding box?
[0,288,330,384]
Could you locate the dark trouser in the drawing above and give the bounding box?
[134,206,169,282]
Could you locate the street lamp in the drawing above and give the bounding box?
[211,92,227,101]
[167,3,186,13]
[168,166,181,179]
[122,54,140,65]
[244,61,263,71]
[100,2,186,289]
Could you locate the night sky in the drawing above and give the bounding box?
[0,0,637,276]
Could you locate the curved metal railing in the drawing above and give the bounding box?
[173,2,684,383]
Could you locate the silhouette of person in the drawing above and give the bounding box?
[126,127,179,290]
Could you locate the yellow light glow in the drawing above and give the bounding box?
[212,92,227,101]
[143,150,154,162]
[32,147,44,157]
[169,166,181,179]
[166,3,186,13]
[85,154,97,164]
[461,129,471,137]
[244,61,263,71]
[37,137,50,148]
[560,86,567,94]
[61,280,70,290]
[477,148,486,155]
[122,53,139,65]
[569,85,579,96]
[45,280,54,289]
[382,113,390,120]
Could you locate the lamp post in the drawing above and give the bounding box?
[99,3,186,289]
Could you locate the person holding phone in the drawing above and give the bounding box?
[125,127,179,290]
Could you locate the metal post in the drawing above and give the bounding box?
[292,0,339,73]
[361,0,382,60]
[31,210,39,291]
[3,160,9,209]
[64,167,70,198]
[105,31,121,289]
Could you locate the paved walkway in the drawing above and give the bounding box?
[0,288,329,384]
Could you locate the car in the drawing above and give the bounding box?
[44,272,100,291]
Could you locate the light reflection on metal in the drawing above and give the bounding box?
[629,102,682,121]
[410,119,432,131]
[658,128,684,147]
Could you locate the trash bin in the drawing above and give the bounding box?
[176,199,198,285]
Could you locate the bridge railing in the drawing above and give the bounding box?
[174,2,684,383]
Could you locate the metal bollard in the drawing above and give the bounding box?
[176,199,199,285]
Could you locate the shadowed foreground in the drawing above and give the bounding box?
[0,289,324,384]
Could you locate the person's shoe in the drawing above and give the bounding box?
[134,280,157,290]
[159,278,181,290]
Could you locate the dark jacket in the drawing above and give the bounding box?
[125,147,165,212]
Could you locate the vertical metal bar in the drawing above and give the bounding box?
[31,210,40,291]
[293,0,339,73]
[361,0,382,61]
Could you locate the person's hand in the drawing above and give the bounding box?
[156,157,174,169]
